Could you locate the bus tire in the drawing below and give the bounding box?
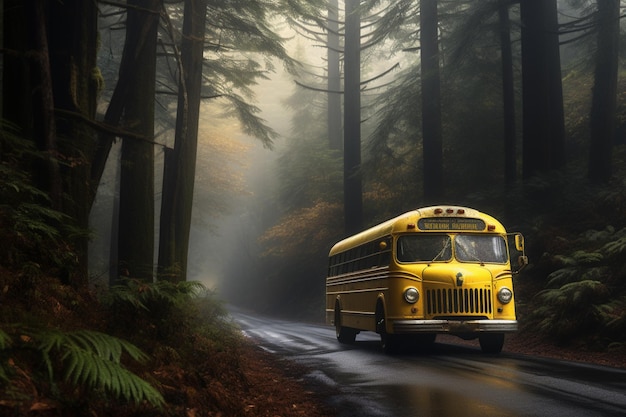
[479,333,505,354]
[335,303,357,344]
[376,302,399,354]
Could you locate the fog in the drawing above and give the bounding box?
[86,1,620,321]
[187,68,294,290]
[187,34,328,296]
[89,49,301,295]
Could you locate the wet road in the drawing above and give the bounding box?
[231,309,626,417]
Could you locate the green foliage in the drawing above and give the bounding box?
[0,124,81,277]
[0,266,239,414]
[101,279,232,351]
[601,235,626,258]
[0,326,163,408]
[523,222,626,347]
[0,329,11,383]
[531,280,611,343]
[39,329,162,406]
[105,278,205,312]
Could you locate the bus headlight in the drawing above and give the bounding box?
[497,287,513,304]
[404,287,419,304]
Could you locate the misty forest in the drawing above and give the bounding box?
[2,0,626,415]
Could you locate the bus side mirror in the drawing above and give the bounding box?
[517,255,528,270]
[509,233,527,274]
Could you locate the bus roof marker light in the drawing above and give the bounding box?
[457,209,465,214]
[407,223,416,230]
[488,224,496,231]
[434,208,443,214]
[446,208,454,214]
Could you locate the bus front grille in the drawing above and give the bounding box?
[426,288,492,315]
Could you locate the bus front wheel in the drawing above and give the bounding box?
[479,333,505,354]
[376,303,399,354]
[335,304,357,344]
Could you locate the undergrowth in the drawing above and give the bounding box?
[525,225,626,350]
[464,159,626,352]
[0,271,246,415]
[0,129,248,415]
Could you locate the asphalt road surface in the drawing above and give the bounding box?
[231,308,626,417]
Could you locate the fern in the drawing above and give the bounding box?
[0,328,11,350]
[551,254,577,267]
[30,328,163,407]
[530,280,610,342]
[0,328,12,383]
[571,250,604,265]
[106,278,206,311]
[602,236,626,258]
[600,296,626,330]
[546,267,579,287]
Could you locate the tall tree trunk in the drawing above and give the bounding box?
[3,1,98,287]
[48,0,99,287]
[343,0,363,235]
[499,0,517,185]
[116,0,160,283]
[157,0,208,282]
[26,0,62,210]
[90,3,160,207]
[420,0,443,203]
[520,0,565,179]
[327,0,342,151]
[588,0,619,183]
[2,1,31,137]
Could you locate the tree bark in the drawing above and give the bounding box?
[420,0,444,203]
[520,0,565,179]
[116,0,160,283]
[327,0,342,151]
[343,0,363,235]
[157,0,208,282]
[48,0,99,286]
[499,0,517,185]
[26,0,62,210]
[588,0,619,183]
[2,0,31,136]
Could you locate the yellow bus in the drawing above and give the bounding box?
[326,205,527,354]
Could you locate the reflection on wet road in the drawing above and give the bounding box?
[231,308,626,417]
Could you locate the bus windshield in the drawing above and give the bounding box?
[397,234,452,262]
[396,234,508,264]
[455,235,508,263]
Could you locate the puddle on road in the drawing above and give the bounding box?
[377,384,518,417]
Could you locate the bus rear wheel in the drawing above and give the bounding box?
[479,333,505,354]
[335,304,357,344]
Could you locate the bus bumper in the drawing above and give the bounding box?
[392,319,518,334]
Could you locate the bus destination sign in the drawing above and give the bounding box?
[418,217,486,231]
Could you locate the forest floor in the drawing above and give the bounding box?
[2,272,624,416]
